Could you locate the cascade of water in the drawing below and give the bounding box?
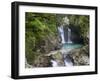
[51,20,73,67]
[51,60,58,67]
[63,54,73,66]
[67,28,72,43]
[64,60,73,66]
[58,26,66,44]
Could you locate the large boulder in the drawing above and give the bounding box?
[51,51,64,66]
[49,51,65,67]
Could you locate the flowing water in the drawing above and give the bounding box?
[58,26,66,44]
[51,60,58,67]
[51,25,83,67]
[67,28,72,43]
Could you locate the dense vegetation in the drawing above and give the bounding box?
[25,12,89,67]
[25,13,59,65]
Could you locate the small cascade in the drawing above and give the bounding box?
[58,26,72,44]
[64,60,73,66]
[51,59,58,67]
[51,17,74,67]
[63,54,73,66]
[56,25,73,67]
[58,26,66,44]
[67,28,72,44]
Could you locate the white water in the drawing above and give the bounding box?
[58,26,66,44]
[63,54,73,66]
[67,28,72,43]
[51,60,58,67]
[64,60,73,66]
[58,26,72,44]
[51,51,73,67]
[51,25,73,67]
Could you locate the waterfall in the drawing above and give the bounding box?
[51,59,58,67]
[63,54,73,66]
[58,26,66,44]
[64,60,73,66]
[58,26,72,44]
[67,28,72,44]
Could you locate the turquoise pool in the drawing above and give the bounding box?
[62,43,83,49]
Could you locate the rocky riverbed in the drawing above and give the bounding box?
[25,45,89,67]
[67,45,89,66]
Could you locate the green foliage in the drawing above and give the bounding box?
[68,15,89,43]
[52,51,63,60]
[25,12,57,65]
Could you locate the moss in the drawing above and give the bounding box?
[52,51,63,60]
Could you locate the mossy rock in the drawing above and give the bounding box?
[50,51,65,66]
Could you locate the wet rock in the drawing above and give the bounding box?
[68,45,89,66]
[50,51,65,66]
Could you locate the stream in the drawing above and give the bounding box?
[51,22,83,67]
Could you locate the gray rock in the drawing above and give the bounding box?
[32,55,52,67]
[68,45,89,66]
